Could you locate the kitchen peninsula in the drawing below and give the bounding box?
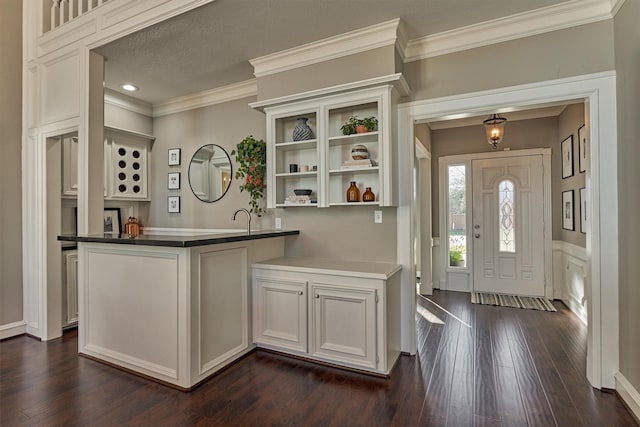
[58,230,299,390]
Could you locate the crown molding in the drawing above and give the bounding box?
[404,0,614,62]
[104,88,153,117]
[610,0,626,15]
[250,19,402,78]
[152,79,257,117]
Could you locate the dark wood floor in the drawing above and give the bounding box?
[1,291,636,426]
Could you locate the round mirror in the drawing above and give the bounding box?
[188,144,233,203]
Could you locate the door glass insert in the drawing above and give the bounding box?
[498,179,515,252]
[448,165,466,267]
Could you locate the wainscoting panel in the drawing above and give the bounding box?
[552,240,587,324]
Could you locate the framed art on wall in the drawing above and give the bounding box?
[103,208,121,234]
[168,148,181,166]
[580,187,587,234]
[578,125,587,173]
[168,196,181,213]
[168,172,181,190]
[562,190,574,231]
[561,135,574,179]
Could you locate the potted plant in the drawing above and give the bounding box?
[340,115,378,135]
[449,248,464,267]
[231,135,266,216]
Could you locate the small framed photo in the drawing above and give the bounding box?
[578,125,587,173]
[168,196,181,213]
[168,172,181,190]
[562,190,574,231]
[168,148,181,166]
[103,208,121,234]
[561,135,574,179]
[580,187,587,234]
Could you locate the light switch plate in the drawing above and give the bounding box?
[374,210,382,223]
[275,217,282,229]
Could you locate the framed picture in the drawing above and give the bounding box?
[562,190,574,231]
[580,187,587,234]
[168,148,181,166]
[103,208,122,234]
[578,125,587,173]
[168,196,181,213]
[561,135,574,179]
[168,172,181,190]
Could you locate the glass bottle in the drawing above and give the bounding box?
[347,181,360,202]
[125,216,140,237]
[362,187,375,202]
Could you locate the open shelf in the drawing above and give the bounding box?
[328,132,378,146]
[329,167,379,175]
[275,140,317,151]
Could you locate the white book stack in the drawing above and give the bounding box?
[284,195,316,205]
[340,159,377,169]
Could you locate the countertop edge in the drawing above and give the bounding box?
[58,230,300,247]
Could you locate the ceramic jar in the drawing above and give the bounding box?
[362,187,375,202]
[351,144,369,160]
[347,181,360,202]
[292,117,314,141]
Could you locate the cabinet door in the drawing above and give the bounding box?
[65,251,79,326]
[253,276,307,353]
[62,134,78,196]
[310,284,377,370]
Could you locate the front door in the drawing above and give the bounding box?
[472,155,545,296]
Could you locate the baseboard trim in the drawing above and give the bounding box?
[615,371,640,423]
[0,320,27,340]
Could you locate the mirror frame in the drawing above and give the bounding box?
[187,144,233,203]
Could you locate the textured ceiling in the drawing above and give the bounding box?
[95,0,571,105]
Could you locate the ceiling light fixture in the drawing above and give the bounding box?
[483,113,507,149]
[121,83,138,92]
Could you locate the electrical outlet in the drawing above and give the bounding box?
[374,210,382,224]
[275,217,282,229]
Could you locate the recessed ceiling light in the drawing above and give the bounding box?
[121,84,138,92]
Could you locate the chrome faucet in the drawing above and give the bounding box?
[232,208,251,234]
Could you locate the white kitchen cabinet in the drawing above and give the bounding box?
[61,127,154,200]
[258,84,399,208]
[252,257,401,376]
[253,277,307,353]
[62,249,78,327]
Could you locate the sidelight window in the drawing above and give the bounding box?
[448,165,467,267]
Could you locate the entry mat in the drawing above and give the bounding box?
[471,292,557,312]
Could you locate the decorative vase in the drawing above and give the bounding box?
[292,117,314,141]
[347,181,360,202]
[351,144,369,160]
[355,124,368,134]
[363,187,375,202]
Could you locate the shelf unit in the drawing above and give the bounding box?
[263,85,397,208]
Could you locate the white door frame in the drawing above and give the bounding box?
[397,71,618,389]
[437,149,552,298]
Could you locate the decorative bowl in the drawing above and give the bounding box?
[293,189,313,196]
[351,144,369,160]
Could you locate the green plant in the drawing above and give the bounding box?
[340,115,378,135]
[449,248,463,264]
[231,135,267,216]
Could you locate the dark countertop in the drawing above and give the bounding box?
[58,229,300,248]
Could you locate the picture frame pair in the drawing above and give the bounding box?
[562,188,587,233]
[561,125,587,179]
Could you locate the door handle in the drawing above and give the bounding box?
[474,224,480,229]
[475,233,480,238]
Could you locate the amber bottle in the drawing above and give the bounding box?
[346,181,360,202]
[362,187,375,202]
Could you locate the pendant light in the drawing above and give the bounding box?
[483,113,507,149]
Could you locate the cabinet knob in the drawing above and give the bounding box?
[298,291,303,296]
[315,294,319,298]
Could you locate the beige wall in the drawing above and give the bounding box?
[555,103,586,247]
[257,45,397,101]
[430,117,559,236]
[150,97,398,263]
[614,0,640,395]
[0,0,23,325]
[105,103,153,136]
[405,21,615,101]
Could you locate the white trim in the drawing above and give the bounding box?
[615,372,640,421]
[404,0,614,61]
[104,89,153,117]
[249,19,401,78]
[0,321,27,340]
[553,240,587,260]
[250,73,408,111]
[152,79,258,117]
[611,0,627,16]
[398,71,618,389]
[553,240,588,324]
